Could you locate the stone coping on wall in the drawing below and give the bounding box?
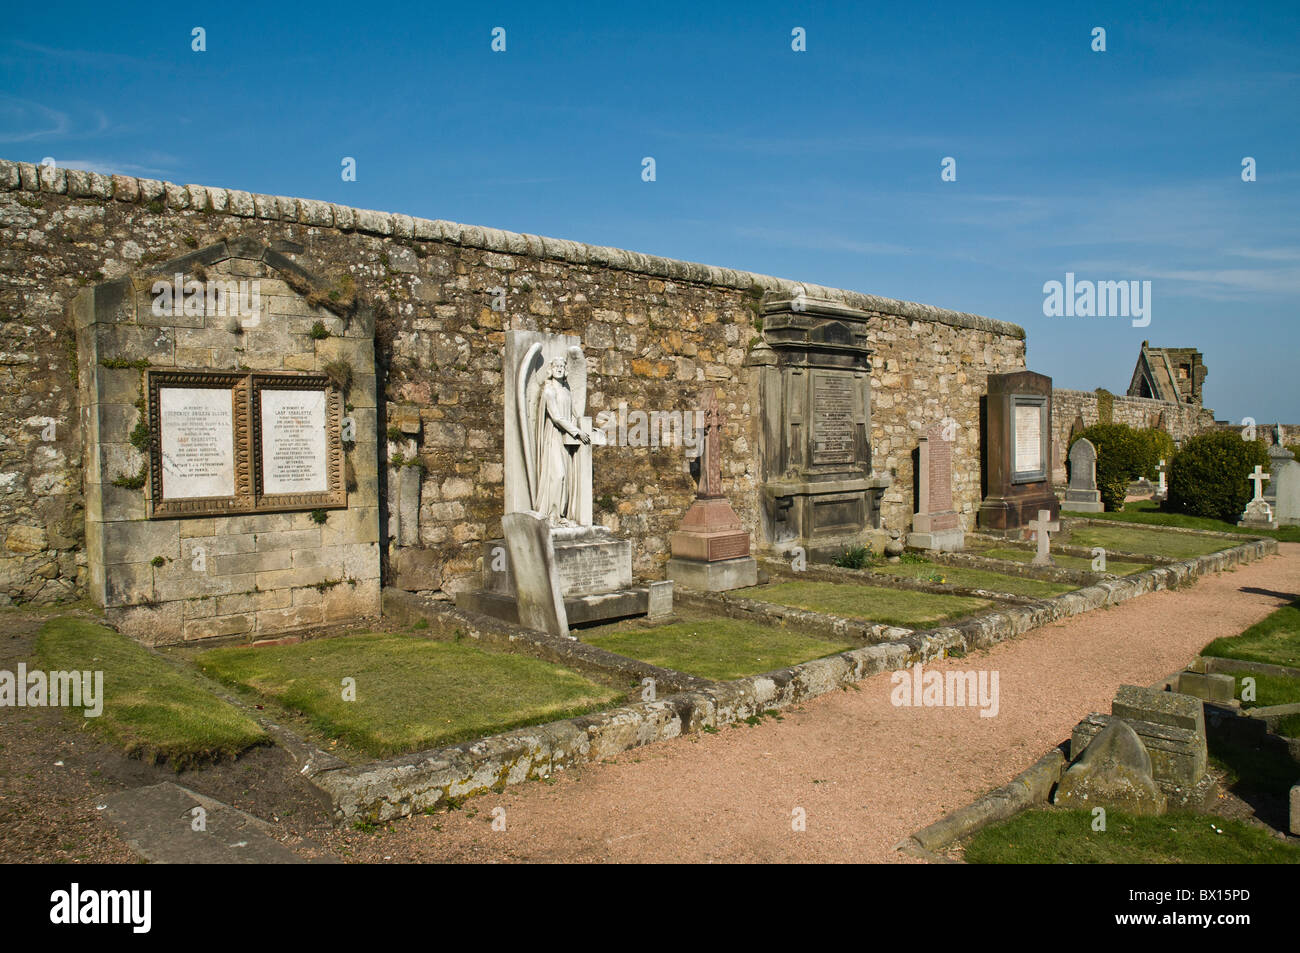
[267,533,1275,821]
[0,157,1023,340]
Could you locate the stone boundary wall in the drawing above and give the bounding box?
[288,532,1273,820]
[1049,388,1217,483]
[0,158,1026,606]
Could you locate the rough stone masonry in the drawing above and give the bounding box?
[0,158,1028,626]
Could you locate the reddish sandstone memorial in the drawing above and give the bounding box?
[908,421,965,552]
[666,389,758,590]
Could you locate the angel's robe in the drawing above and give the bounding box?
[533,376,583,523]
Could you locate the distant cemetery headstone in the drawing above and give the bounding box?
[1063,437,1103,513]
[1267,444,1299,527]
[978,371,1060,531]
[1238,464,1277,530]
[907,421,965,551]
[1155,458,1167,500]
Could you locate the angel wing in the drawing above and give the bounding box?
[566,345,586,419]
[516,342,544,509]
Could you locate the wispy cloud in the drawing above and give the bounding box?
[0,97,69,143]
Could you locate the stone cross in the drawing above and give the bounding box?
[1156,458,1166,498]
[1248,465,1270,502]
[698,388,724,499]
[1028,509,1060,567]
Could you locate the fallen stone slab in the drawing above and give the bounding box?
[100,782,319,864]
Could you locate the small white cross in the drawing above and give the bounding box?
[1027,509,1060,567]
[1247,465,1270,502]
[1156,458,1166,496]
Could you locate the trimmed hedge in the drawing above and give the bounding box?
[1070,424,1144,511]
[1167,430,1270,523]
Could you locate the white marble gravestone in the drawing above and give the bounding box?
[1063,437,1103,512]
[1268,445,1300,527]
[1238,464,1277,529]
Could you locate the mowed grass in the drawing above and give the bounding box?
[869,562,1075,599]
[743,581,991,627]
[1203,601,1300,670]
[981,547,1152,576]
[34,616,268,767]
[196,632,621,758]
[1066,524,1230,560]
[965,809,1300,864]
[1066,499,1300,544]
[583,618,854,681]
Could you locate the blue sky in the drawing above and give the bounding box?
[2,1,1297,422]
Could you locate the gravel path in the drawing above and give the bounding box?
[330,543,1300,864]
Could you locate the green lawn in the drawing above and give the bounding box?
[1066,525,1231,560]
[1275,713,1300,738]
[1065,499,1300,544]
[1232,671,1300,709]
[583,618,854,681]
[870,561,1075,599]
[743,580,991,627]
[981,547,1152,576]
[964,808,1300,864]
[1203,601,1300,670]
[196,632,622,758]
[34,616,268,767]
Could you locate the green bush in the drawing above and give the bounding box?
[1167,430,1269,523]
[1070,424,1144,511]
[1136,428,1176,480]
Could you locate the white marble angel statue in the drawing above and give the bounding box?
[517,344,592,526]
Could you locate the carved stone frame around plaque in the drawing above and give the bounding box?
[1010,394,1048,485]
[147,369,345,518]
[147,370,253,519]
[251,372,346,512]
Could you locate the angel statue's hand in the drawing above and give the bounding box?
[578,430,591,445]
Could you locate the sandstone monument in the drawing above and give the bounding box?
[666,388,757,590]
[978,371,1060,531]
[1063,436,1103,513]
[907,421,964,552]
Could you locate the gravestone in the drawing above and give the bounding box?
[745,293,891,560]
[1237,464,1277,530]
[1071,685,1209,806]
[457,330,672,630]
[1053,719,1166,815]
[1155,458,1167,500]
[1027,508,1059,567]
[1267,444,1300,527]
[907,421,965,551]
[73,240,381,643]
[978,371,1059,531]
[1063,437,1103,512]
[666,388,758,590]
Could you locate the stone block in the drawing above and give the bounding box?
[1054,719,1166,815]
[1113,684,1204,733]
[1292,783,1300,837]
[666,555,757,591]
[392,547,442,591]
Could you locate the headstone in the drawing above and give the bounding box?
[501,511,569,637]
[1291,782,1300,836]
[667,388,758,590]
[457,330,672,631]
[907,422,965,551]
[977,371,1060,531]
[1267,445,1300,527]
[1027,508,1059,567]
[1071,685,1209,805]
[1237,464,1277,529]
[1063,437,1103,512]
[1053,719,1167,815]
[1155,458,1167,500]
[745,293,891,560]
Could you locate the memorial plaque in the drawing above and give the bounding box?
[812,372,856,465]
[260,389,328,495]
[158,387,236,499]
[1014,404,1042,475]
